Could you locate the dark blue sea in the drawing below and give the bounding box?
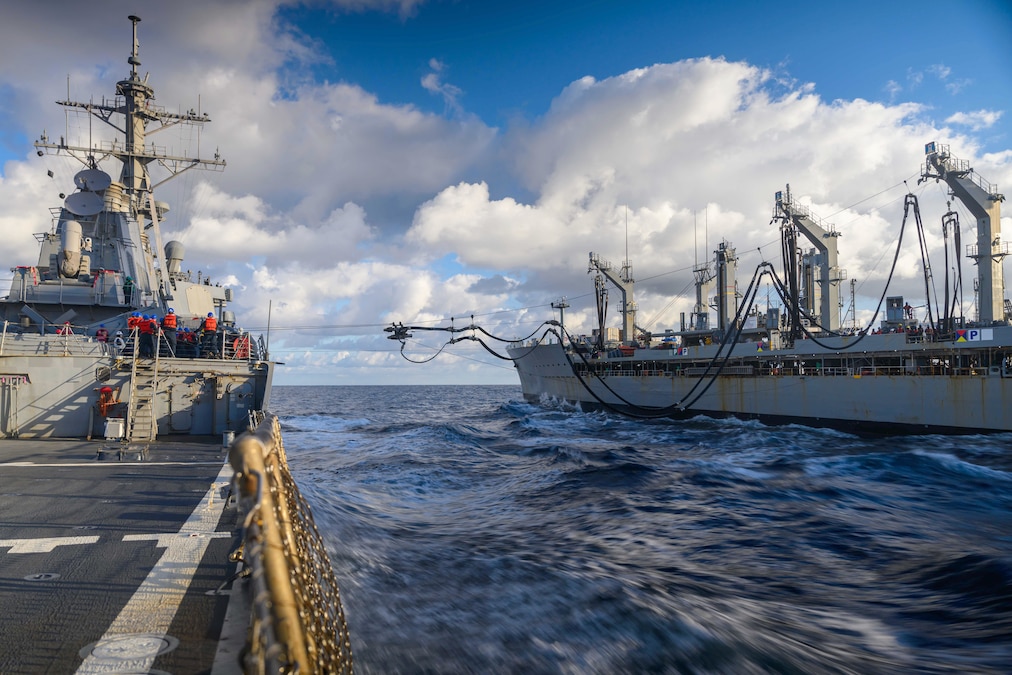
[270,385,1012,674]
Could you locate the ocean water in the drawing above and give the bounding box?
[269,385,1012,674]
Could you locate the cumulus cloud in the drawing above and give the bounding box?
[400,57,1009,343]
[945,109,1003,131]
[168,183,376,269]
[1,2,1009,385]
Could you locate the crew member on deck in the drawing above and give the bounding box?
[95,324,109,343]
[201,312,218,358]
[179,326,197,358]
[139,314,154,357]
[162,309,178,357]
[123,276,134,305]
[148,314,162,356]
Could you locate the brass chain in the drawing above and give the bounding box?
[268,417,354,673]
[235,414,354,674]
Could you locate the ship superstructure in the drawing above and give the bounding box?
[0,15,272,440]
[8,15,227,324]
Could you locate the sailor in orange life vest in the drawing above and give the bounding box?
[138,314,155,357]
[178,326,198,358]
[148,315,161,356]
[161,308,178,357]
[96,385,118,417]
[201,312,219,357]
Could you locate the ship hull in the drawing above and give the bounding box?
[1,335,272,439]
[509,339,1012,434]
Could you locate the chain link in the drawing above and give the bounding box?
[233,414,354,674]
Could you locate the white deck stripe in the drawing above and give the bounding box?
[0,535,100,553]
[75,464,234,674]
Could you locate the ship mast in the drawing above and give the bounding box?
[121,14,152,197]
[33,15,226,304]
[920,142,1007,324]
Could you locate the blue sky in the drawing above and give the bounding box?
[277,0,1012,145]
[1,0,1010,385]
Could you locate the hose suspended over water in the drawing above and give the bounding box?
[385,193,933,419]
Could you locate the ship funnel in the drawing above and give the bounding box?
[165,240,185,275]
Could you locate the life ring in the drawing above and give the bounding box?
[233,336,250,359]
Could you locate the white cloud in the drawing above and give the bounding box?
[926,64,952,81]
[1,4,1009,385]
[422,58,465,115]
[945,109,1003,132]
[168,183,376,268]
[0,159,57,265]
[325,0,429,19]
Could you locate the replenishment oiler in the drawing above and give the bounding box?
[389,143,1009,434]
[0,16,352,673]
[505,146,1010,434]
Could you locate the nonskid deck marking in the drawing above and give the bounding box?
[0,535,100,553]
[75,464,234,675]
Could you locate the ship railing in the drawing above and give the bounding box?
[683,365,756,376]
[220,330,258,361]
[923,146,1001,198]
[0,321,110,357]
[853,365,913,377]
[144,328,263,361]
[228,413,354,675]
[818,367,853,377]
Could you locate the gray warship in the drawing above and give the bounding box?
[0,17,272,440]
[0,17,352,673]
[505,145,1011,433]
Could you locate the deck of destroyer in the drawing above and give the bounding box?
[0,437,243,673]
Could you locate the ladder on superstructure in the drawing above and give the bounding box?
[125,331,160,442]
